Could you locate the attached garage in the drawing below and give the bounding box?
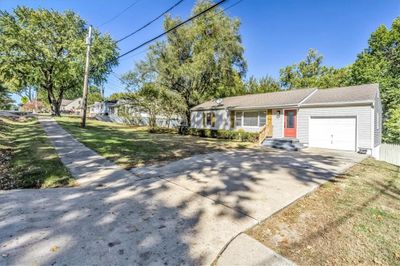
[309,117,357,151]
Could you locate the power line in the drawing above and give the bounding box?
[116,0,185,43]
[99,0,142,27]
[117,0,227,60]
[116,0,243,63]
[108,0,245,85]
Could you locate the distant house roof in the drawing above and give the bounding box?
[191,84,379,111]
[61,99,73,106]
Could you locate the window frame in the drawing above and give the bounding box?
[206,112,212,126]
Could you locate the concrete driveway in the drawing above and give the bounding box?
[0,139,366,265]
[131,148,366,221]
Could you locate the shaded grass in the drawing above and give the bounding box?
[247,158,400,265]
[0,117,74,189]
[55,116,255,169]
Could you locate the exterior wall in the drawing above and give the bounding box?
[190,109,230,130]
[191,109,283,137]
[298,105,373,150]
[103,108,180,127]
[64,98,82,111]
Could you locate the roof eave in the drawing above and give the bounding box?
[300,100,374,107]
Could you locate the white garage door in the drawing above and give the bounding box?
[309,117,356,151]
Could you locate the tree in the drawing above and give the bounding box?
[108,92,127,101]
[121,71,185,128]
[349,17,400,122]
[280,49,350,89]
[21,96,29,105]
[0,82,14,110]
[245,75,280,94]
[383,106,400,143]
[0,7,118,116]
[123,0,247,123]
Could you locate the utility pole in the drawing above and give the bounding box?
[81,25,93,128]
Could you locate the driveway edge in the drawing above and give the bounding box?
[216,233,296,266]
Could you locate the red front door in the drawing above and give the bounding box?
[284,110,297,138]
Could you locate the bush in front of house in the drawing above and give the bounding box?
[187,128,258,142]
[148,127,178,134]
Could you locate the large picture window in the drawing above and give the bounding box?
[243,112,259,127]
[235,111,268,127]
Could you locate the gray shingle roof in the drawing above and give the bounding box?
[61,99,73,106]
[301,84,379,105]
[191,84,378,110]
[192,88,316,110]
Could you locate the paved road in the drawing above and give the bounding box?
[0,118,366,265]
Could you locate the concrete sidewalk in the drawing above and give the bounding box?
[38,117,140,188]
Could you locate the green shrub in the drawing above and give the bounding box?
[187,128,258,142]
[148,127,178,134]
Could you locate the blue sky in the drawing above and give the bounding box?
[1,0,399,102]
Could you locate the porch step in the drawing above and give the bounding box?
[262,138,303,151]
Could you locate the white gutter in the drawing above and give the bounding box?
[300,100,374,107]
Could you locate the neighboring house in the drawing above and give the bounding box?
[88,100,116,117]
[61,98,82,114]
[93,100,181,127]
[191,84,382,157]
[21,100,47,113]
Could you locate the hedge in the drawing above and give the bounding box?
[148,127,178,134]
[186,128,259,142]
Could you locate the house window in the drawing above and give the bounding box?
[230,111,235,129]
[202,112,206,127]
[259,111,266,126]
[211,112,216,127]
[206,113,212,126]
[287,111,295,128]
[243,112,258,127]
[236,112,242,127]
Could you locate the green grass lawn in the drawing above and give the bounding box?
[0,117,74,189]
[247,158,400,265]
[56,116,254,169]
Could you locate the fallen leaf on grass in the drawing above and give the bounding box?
[50,245,60,252]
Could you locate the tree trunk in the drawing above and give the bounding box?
[45,85,62,116]
[52,101,61,116]
[185,109,191,126]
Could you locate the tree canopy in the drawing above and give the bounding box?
[122,0,246,123]
[280,49,350,89]
[0,82,14,110]
[0,7,118,115]
[245,75,280,94]
[349,17,400,141]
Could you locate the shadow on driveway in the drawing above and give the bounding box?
[0,147,365,265]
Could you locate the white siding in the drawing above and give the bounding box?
[298,105,373,150]
[190,109,230,130]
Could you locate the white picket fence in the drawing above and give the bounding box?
[379,143,400,166]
